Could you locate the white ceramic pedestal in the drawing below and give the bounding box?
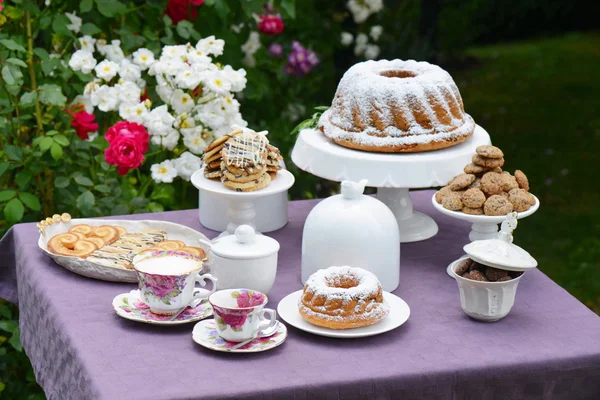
[191,169,295,237]
[291,125,491,242]
[431,194,540,277]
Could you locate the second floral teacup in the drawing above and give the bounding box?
[209,289,277,342]
[132,250,217,315]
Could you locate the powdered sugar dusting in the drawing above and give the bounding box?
[299,266,390,323]
[318,59,475,147]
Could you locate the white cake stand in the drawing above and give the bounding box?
[291,125,491,242]
[431,193,540,277]
[191,168,295,237]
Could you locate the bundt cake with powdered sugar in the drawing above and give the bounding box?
[298,266,389,329]
[318,59,475,153]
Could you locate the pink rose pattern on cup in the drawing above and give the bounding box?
[212,289,266,332]
[118,293,211,322]
[138,273,188,305]
[205,324,280,351]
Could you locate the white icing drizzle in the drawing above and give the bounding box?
[318,59,475,147]
[223,131,268,168]
[299,266,390,322]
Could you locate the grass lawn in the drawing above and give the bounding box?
[449,32,600,313]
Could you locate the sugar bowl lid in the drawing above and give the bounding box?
[463,213,537,272]
[211,225,280,260]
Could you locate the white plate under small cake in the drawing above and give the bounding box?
[38,219,211,283]
[277,290,410,339]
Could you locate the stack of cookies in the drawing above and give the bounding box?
[202,128,283,192]
[455,257,522,282]
[436,145,536,216]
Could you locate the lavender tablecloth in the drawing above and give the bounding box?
[1,190,599,400]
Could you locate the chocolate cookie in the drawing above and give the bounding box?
[435,186,452,204]
[462,206,484,215]
[500,172,519,192]
[222,172,271,192]
[480,172,503,196]
[468,178,481,190]
[464,163,486,174]
[442,192,463,211]
[449,173,476,190]
[484,195,514,216]
[514,170,530,191]
[455,258,473,275]
[472,154,505,168]
[476,145,504,159]
[462,188,486,208]
[484,266,509,281]
[496,276,512,282]
[508,188,534,212]
[463,270,489,281]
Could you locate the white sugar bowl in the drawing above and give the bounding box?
[301,179,400,292]
[450,213,537,322]
[203,225,280,294]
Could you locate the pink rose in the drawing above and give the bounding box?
[67,107,98,140]
[237,290,265,308]
[214,307,248,329]
[258,14,284,36]
[104,121,149,176]
[143,274,177,299]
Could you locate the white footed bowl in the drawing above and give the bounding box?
[450,259,524,322]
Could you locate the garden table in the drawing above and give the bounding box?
[1,190,599,400]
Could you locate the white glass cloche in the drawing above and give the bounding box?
[301,179,400,291]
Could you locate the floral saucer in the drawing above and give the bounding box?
[112,290,213,325]
[192,319,287,353]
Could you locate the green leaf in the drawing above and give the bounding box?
[50,143,63,160]
[80,22,102,36]
[314,106,329,111]
[74,176,93,187]
[15,170,32,189]
[7,58,28,68]
[39,136,54,152]
[281,0,296,19]
[4,198,25,224]
[0,304,12,319]
[55,176,70,188]
[130,196,149,208]
[9,329,22,352]
[76,190,95,211]
[0,161,9,177]
[0,381,5,392]
[38,84,67,106]
[0,321,16,333]
[1,65,23,86]
[20,91,37,106]
[95,184,111,194]
[40,13,52,29]
[46,130,59,136]
[148,201,164,213]
[3,145,23,161]
[34,48,50,60]
[18,192,41,211]
[53,134,70,146]
[176,21,193,39]
[52,14,73,36]
[112,204,129,215]
[0,39,26,53]
[80,0,94,13]
[96,0,128,17]
[0,190,16,202]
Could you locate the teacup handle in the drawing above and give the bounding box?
[258,308,277,332]
[191,273,218,303]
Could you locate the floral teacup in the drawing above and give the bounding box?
[132,250,217,315]
[209,289,277,342]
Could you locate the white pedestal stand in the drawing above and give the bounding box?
[431,194,540,277]
[291,125,491,242]
[191,169,295,237]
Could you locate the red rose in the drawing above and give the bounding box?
[165,0,203,24]
[68,109,98,140]
[104,121,149,176]
[258,14,284,36]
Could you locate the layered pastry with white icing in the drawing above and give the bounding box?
[318,59,475,152]
[298,266,389,329]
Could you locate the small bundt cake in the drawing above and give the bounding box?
[298,266,389,329]
[318,59,475,153]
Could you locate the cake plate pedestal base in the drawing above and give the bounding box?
[191,169,295,238]
[431,194,540,277]
[291,125,491,243]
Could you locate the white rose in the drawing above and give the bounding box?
[144,105,175,137]
[341,32,354,47]
[369,25,383,41]
[65,12,82,33]
[203,71,232,95]
[173,152,202,181]
[364,44,380,60]
[68,50,97,74]
[170,89,195,114]
[118,59,142,82]
[175,69,202,90]
[156,84,174,104]
[132,48,155,70]
[151,160,178,183]
[222,65,247,92]
[116,81,142,106]
[182,129,208,155]
[90,85,119,112]
[196,35,225,56]
[94,60,120,81]
[78,35,96,52]
[241,32,261,56]
[71,95,94,114]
